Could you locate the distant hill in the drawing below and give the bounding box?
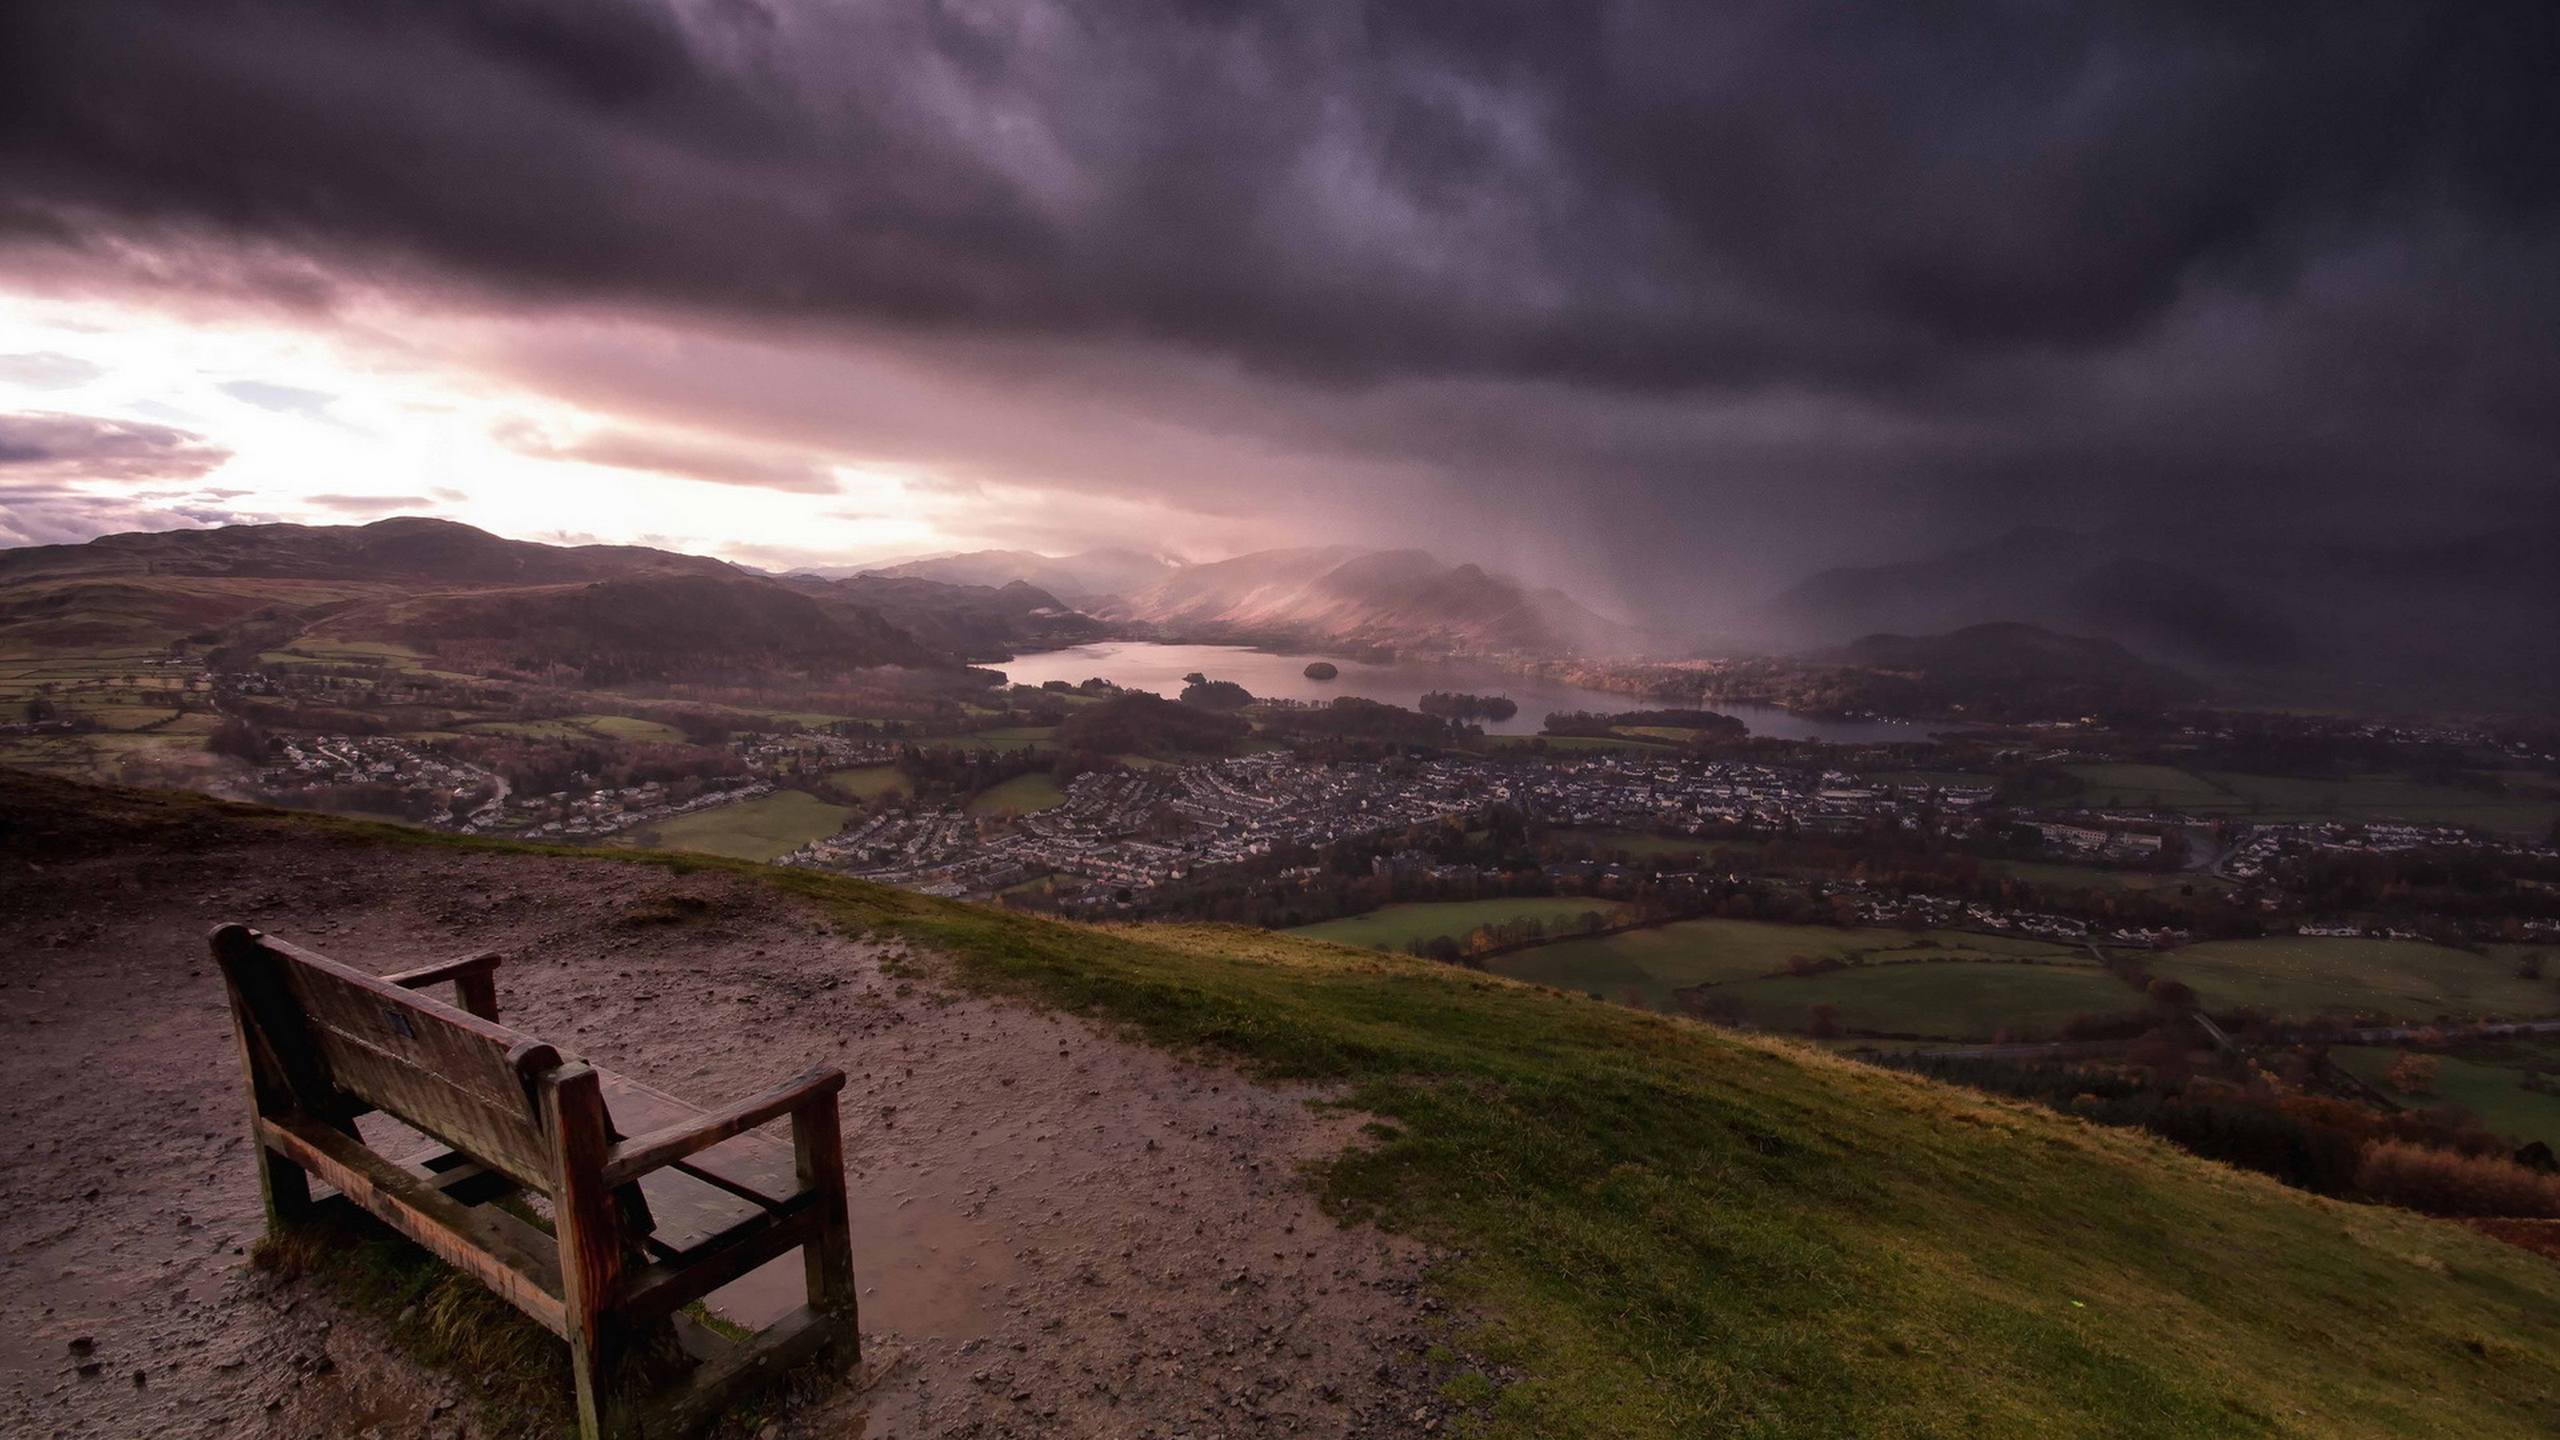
[1762,527,2296,671]
[0,515,732,587]
[0,517,962,678]
[1758,524,2560,705]
[844,547,1178,604]
[1828,621,2205,698]
[345,571,937,680]
[1811,621,2206,717]
[1102,546,1648,658]
[798,574,1105,661]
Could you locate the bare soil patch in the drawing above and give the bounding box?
[0,834,1445,1438]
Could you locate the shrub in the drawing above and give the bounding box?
[2383,1051,2440,1096]
[2354,1140,2560,1218]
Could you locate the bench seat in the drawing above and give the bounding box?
[212,924,859,1439]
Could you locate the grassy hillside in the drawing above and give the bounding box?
[13,770,2560,1438]
[1287,897,1629,949]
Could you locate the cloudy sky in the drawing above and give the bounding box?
[2,1,2554,619]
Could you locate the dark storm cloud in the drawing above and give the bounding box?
[2,0,2556,596]
[5,1,2551,384]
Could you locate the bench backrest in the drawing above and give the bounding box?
[213,925,565,1190]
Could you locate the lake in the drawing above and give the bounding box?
[993,641,1935,743]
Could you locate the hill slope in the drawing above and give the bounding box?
[1105,546,1647,658]
[849,546,1179,603]
[8,770,2557,1438]
[0,517,989,675]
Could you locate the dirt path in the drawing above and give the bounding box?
[0,835,1447,1438]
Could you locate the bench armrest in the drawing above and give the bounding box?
[383,951,503,1020]
[601,1067,846,1187]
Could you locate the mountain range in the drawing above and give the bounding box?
[1757,524,2560,705]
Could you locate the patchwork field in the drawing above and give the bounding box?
[966,771,1068,816]
[1551,828,1716,857]
[2062,763,2560,835]
[622,788,853,861]
[1485,919,2093,1012]
[2331,1043,2560,1149]
[1710,960,2141,1040]
[2147,936,2560,1023]
[827,764,913,799]
[1988,860,2225,894]
[1289,897,1632,950]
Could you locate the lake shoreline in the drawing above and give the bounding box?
[994,640,1938,744]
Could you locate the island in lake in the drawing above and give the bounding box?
[1303,661,1339,680]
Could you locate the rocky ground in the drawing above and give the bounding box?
[0,829,1454,1439]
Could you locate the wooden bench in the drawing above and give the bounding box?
[209,923,859,1438]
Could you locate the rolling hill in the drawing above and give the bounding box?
[842,546,1179,604]
[0,517,1013,678]
[1757,523,2560,705]
[1102,545,1650,658]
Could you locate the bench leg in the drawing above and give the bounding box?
[256,1140,316,1233]
[794,1100,861,1369]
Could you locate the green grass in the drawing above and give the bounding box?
[18,769,2560,1439]
[2062,764,2237,811]
[2332,1044,2560,1150]
[2148,937,2560,1023]
[625,789,852,862]
[569,713,687,743]
[965,771,1066,816]
[1287,897,1630,949]
[1989,860,2226,894]
[1485,919,2091,1012]
[1865,770,1995,791]
[1492,733,1677,753]
[1709,961,2141,1040]
[2059,764,2560,836]
[826,764,911,799]
[1552,827,1715,857]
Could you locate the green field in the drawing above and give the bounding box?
[1494,733,1677,754]
[966,771,1067,816]
[1988,860,2224,894]
[1289,897,1630,950]
[826,764,911,799]
[1863,770,1996,792]
[19,769,2560,1440]
[2148,936,2560,1023]
[2332,1043,2560,1150]
[2062,763,2238,811]
[1552,828,1714,857]
[571,713,686,742]
[1707,962,2136,1039]
[626,789,852,862]
[2059,763,2560,835]
[1486,919,2092,1011]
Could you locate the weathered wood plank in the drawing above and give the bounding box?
[544,1064,630,1439]
[600,1068,844,1188]
[598,1070,801,1209]
[260,1114,567,1334]
[795,1096,859,1336]
[651,1306,846,1440]
[617,1197,827,1324]
[383,950,504,1020]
